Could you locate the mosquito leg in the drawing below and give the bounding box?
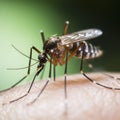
[0,46,40,93]
[63,21,69,35]
[85,61,120,82]
[49,57,52,78]
[53,65,56,81]
[28,79,49,105]
[102,73,120,81]
[28,57,52,104]
[9,69,43,104]
[64,51,68,99]
[0,76,28,92]
[80,45,120,90]
[63,21,70,99]
[27,46,40,74]
[2,46,41,104]
[40,31,45,44]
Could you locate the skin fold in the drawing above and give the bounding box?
[0,73,120,120]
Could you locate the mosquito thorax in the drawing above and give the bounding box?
[43,36,61,54]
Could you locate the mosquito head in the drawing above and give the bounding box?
[38,53,47,63]
[35,53,47,75]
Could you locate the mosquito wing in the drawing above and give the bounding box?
[60,29,103,45]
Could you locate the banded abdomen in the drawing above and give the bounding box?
[69,41,103,59]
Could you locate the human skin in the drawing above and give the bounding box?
[0,73,120,120]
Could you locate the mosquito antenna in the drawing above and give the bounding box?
[11,44,38,61]
[7,61,39,70]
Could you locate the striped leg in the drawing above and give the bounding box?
[4,46,42,104]
[27,57,52,105]
[64,51,68,99]
[80,43,120,90]
[0,46,40,93]
[9,69,42,104]
[85,61,120,83]
[63,21,69,99]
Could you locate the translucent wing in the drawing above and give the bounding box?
[60,29,103,45]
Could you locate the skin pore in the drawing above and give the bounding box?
[0,73,120,120]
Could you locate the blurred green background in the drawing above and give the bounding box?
[0,0,120,90]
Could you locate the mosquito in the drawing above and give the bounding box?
[1,21,120,104]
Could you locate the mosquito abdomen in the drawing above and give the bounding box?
[69,41,103,59]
